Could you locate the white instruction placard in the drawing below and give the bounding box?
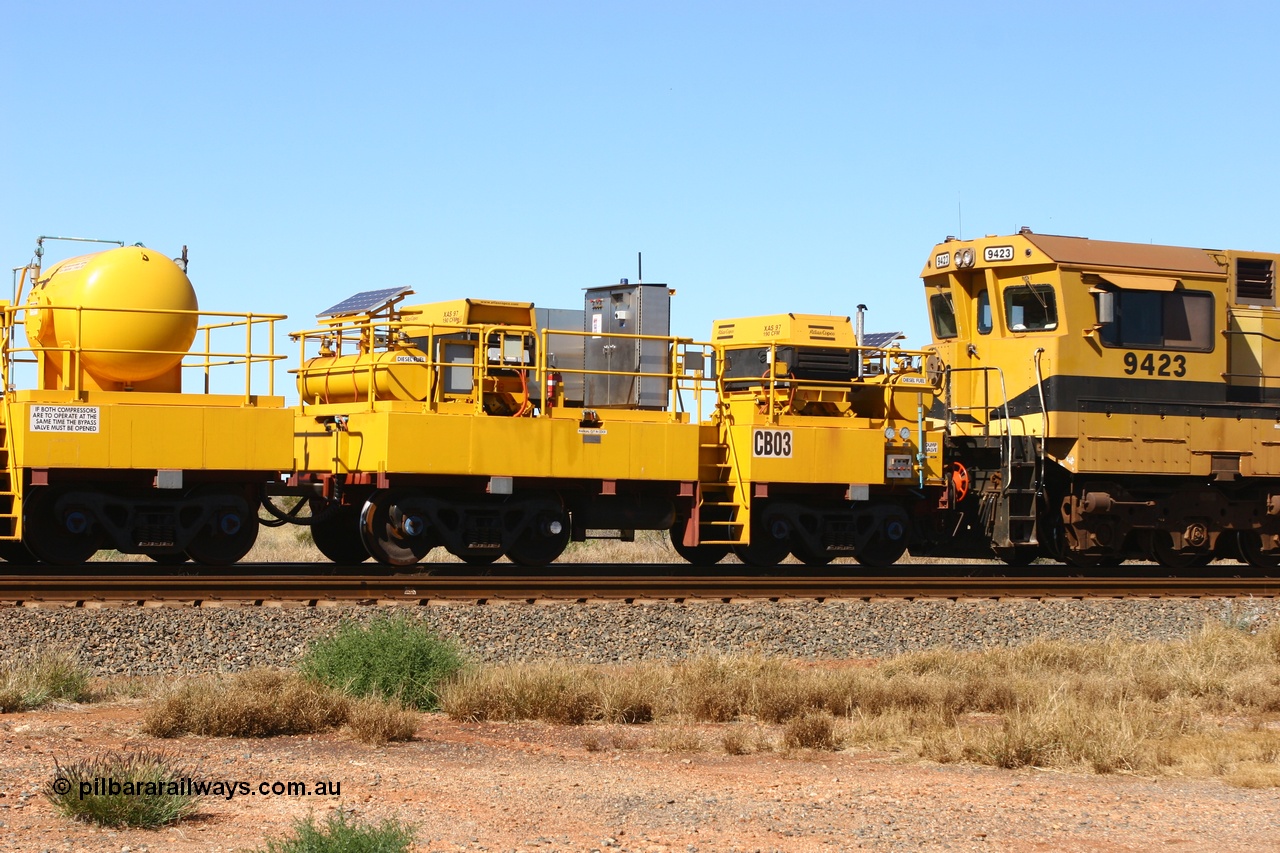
[30,405,100,433]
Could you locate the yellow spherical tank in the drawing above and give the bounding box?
[28,245,199,384]
[299,348,432,405]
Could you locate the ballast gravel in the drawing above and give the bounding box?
[0,598,1275,675]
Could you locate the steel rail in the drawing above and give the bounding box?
[1,572,1278,605]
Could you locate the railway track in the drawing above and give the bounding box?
[2,566,1279,605]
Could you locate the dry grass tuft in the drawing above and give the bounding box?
[783,710,842,751]
[652,725,706,753]
[142,669,349,738]
[437,621,1280,786]
[345,697,419,745]
[1,650,91,712]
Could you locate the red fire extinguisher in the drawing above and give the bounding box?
[545,372,561,412]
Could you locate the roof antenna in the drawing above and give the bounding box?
[638,251,642,283]
[957,194,963,241]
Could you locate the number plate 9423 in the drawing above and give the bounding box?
[1123,352,1186,377]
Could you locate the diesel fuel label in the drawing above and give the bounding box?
[30,405,100,433]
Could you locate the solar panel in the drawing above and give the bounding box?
[316,285,414,318]
[863,331,905,348]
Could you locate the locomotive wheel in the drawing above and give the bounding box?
[668,519,730,565]
[507,508,570,568]
[1237,532,1280,568]
[997,546,1038,567]
[23,487,101,566]
[308,502,370,564]
[360,490,437,567]
[1146,531,1207,570]
[185,486,260,566]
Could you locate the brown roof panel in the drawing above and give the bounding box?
[1023,233,1225,276]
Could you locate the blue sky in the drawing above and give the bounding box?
[5,1,1279,385]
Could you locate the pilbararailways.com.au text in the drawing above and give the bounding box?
[59,777,342,801]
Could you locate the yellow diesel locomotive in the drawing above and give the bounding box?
[2,237,290,565]
[914,228,1280,568]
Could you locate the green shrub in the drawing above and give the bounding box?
[299,616,465,710]
[45,750,201,828]
[254,809,415,853]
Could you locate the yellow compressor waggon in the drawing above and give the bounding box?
[287,280,714,567]
[678,310,944,566]
[3,236,290,565]
[913,227,1280,567]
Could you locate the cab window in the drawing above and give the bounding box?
[1097,290,1213,351]
[930,293,957,339]
[976,290,993,335]
[1004,285,1058,332]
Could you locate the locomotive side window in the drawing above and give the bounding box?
[976,290,993,335]
[1096,290,1214,352]
[930,293,957,339]
[1003,285,1057,332]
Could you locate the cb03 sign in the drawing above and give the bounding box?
[752,428,793,458]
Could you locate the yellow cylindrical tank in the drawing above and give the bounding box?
[28,246,199,383]
[883,371,935,421]
[299,348,432,404]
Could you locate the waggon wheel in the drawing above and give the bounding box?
[854,534,907,568]
[669,518,730,565]
[185,486,260,566]
[733,512,792,567]
[456,551,502,566]
[790,541,834,567]
[0,539,38,565]
[308,501,370,565]
[23,486,101,566]
[1236,531,1280,568]
[360,489,437,567]
[854,516,909,568]
[506,507,570,568]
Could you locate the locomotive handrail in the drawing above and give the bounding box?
[942,364,1015,488]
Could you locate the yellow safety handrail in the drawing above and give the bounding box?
[1,303,286,403]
